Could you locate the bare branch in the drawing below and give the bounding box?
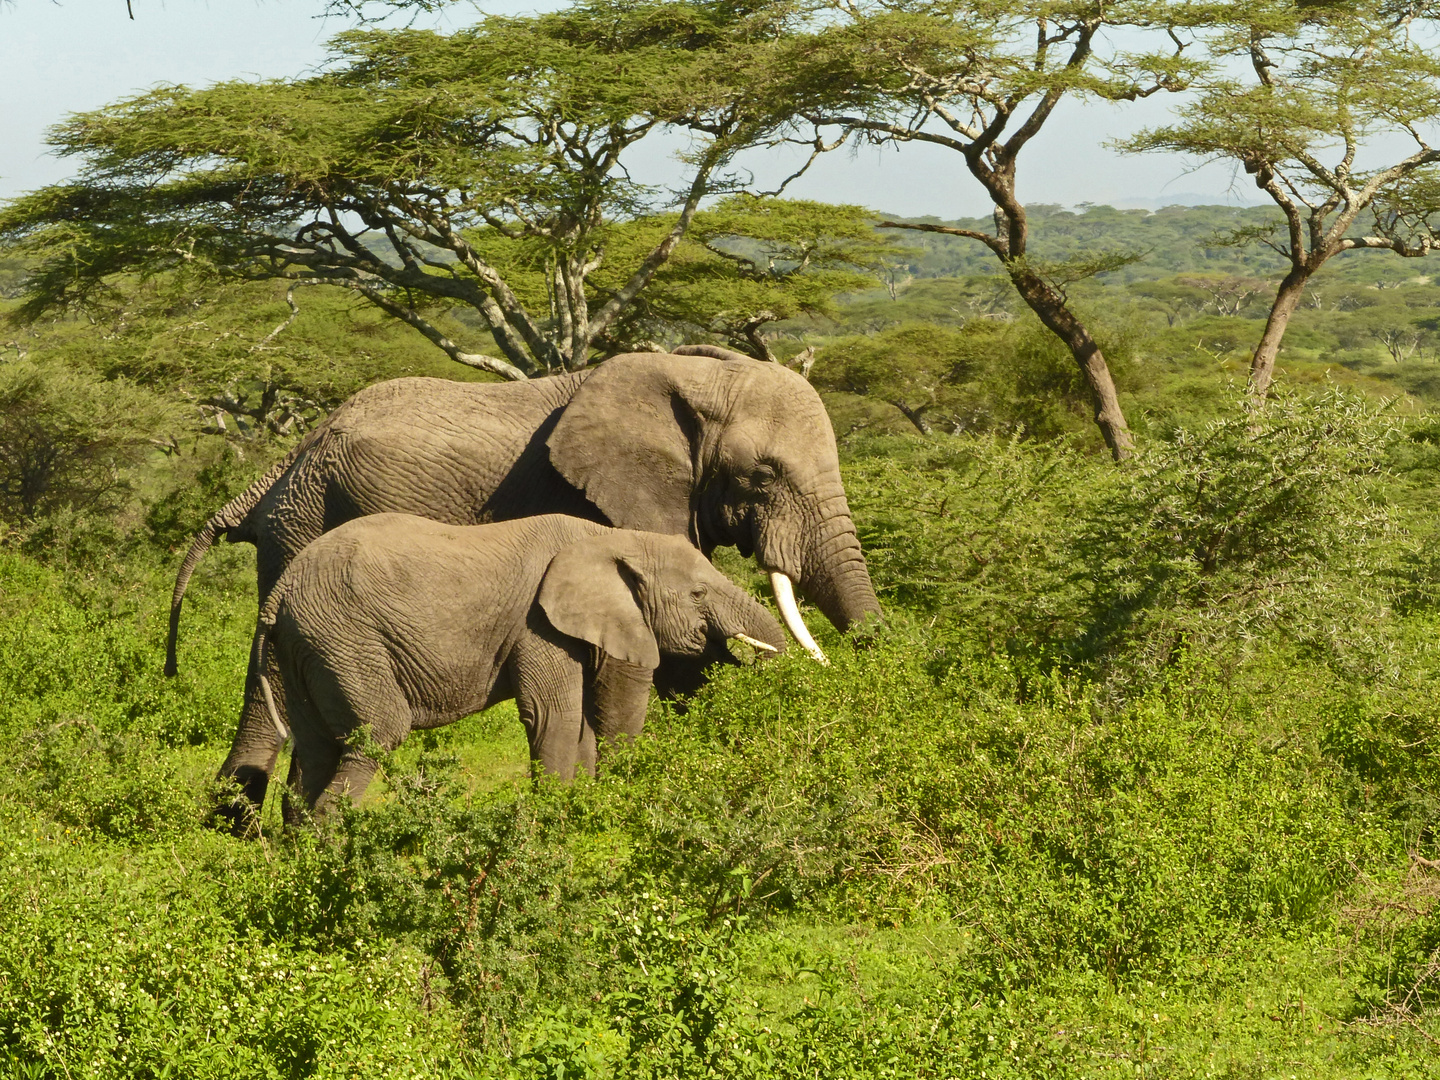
[351,283,531,381]
[250,281,319,352]
[879,219,1009,259]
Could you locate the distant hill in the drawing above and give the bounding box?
[877,203,1428,285]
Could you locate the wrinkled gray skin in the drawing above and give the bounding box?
[255,514,787,816]
[168,350,882,831]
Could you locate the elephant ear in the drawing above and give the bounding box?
[548,354,716,536]
[538,537,660,670]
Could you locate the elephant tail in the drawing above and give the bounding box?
[254,587,290,742]
[165,437,313,678]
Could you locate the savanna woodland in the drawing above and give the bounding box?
[5,0,1440,1075]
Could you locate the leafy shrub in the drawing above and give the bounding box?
[144,443,275,553]
[3,720,202,842]
[844,387,1401,687]
[0,548,252,751]
[610,646,1397,984]
[0,820,469,1078]
[224,764,611,1040]
[1072,386,1397,679]
[3,376,1440,1073]
[843,431,1097,645]
[0,360,169,523]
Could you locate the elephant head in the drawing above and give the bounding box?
[538,531,787,668]
[547,353,882,658]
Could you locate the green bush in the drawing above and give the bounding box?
[1072,387,1397,680]
[0,360,170,523]
[844,387,1402,688]
[2,380,1439,1074]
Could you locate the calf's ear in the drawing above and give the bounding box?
[538,540,660,670]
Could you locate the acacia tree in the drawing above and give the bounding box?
[603,195,903,359]
[1122,2,1440,397]
[770,0,1203,460]
[0,2,804,380]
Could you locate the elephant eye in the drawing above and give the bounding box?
[748,464,776,488]
[691,584,709,602]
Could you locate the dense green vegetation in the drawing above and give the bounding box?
[800,204,1440,441]
[3,198,1440,1073]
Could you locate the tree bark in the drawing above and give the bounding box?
[890,400,933,435]
[354,284,531,381]
[1009,268,1134,461]
[1249,267,1312,398]
[877,217,1135,461]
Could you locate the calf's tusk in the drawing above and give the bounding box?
[731,632,779,654]
[769,571,829,665]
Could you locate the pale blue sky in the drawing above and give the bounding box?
[0,0,1261,217]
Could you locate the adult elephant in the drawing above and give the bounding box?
[167,348,882,830]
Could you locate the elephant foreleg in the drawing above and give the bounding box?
[512,633,588,781]
[586,653,654,770]
[652,640,735,704]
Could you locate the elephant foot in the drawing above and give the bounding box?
[210,765,270,839]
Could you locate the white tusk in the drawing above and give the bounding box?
[258,672,291,743]
[770,571,829,665]
[731,632,779,654]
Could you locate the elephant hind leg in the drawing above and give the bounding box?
[312,753,382,818]
[213,549,296,837]
[279,664,340,824]
[285,693,386,820]
[292,649,413,817]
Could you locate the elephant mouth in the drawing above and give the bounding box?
[694,491,827,664]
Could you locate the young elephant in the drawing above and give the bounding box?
[254,513,786,818]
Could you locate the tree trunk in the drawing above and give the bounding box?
[890,400,933,435]
[1249,267,1312,399]
[1010,269,1134,462]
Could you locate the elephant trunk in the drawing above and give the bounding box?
[798,516,882,636]
[758,485,882,640]
[712,587,787,657]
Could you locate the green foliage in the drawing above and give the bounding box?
[609,196,900,357]
[0,360,170,523]
[11,0,1440,1069]
[814,314,1141,441]
[880,203,1296,282]
[143,443,279,553]
[842,432,1096,639]
[5,376,1440,1069]
[0,545,253,755]
[814,322,988,433]
[0,820,467,1078]
[1120,3,1440,384]
[0,2,820,377]
[846,389,1404,684]
[1074,387,1398,676]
